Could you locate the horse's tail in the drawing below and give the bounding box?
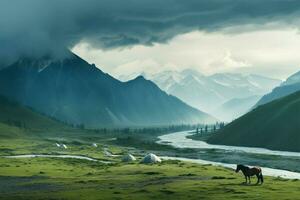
[260,172,264,183]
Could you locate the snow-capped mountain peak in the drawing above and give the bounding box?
[281,71,300,86]
[119,69,281,121]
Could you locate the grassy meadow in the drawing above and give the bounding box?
[0,96,299,199]
[1,156,300,200]
[1,129,300,200]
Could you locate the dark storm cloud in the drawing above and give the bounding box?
[1,0,300,64]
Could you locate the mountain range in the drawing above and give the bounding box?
[208,90,300,152]
[0,52,215,128]
[120,70,281,121]
[255,70,300,107]
[214,95,261,121]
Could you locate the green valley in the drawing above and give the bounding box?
[1,95,300,200]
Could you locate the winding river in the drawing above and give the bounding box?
[4,131,300,179]
[158,131,300,157]
[158,131,300,179]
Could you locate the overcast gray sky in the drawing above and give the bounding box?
[73,28,300,80]
[2,0,300,79]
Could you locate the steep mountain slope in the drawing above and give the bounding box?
[208,91,300,152]
[255,71,300,107]
[214,95,261,122]
[0,53,215,128]
[122,70,280,120]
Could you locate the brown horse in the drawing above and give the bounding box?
[235,164,263,184]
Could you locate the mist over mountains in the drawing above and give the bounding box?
[255,71,300,107]
[215,95,262,121]
[120,69,281,121]
[208,69,300,151]
[0,51,215,128]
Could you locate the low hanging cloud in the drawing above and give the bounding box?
[1,0,300,65]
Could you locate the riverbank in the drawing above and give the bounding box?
[157,131,300,174]
[158,131,300,157]
[162,156,300,179]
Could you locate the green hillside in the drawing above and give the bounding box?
[0,96,67,137]
[0,122,24,138]
[208,91,300,152]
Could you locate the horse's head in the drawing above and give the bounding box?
[235,164,242,173]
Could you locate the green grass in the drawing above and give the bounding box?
[1,122,300,199]
[0,96,68,132]
[1,157,300,200]
[1,131,300,200]
[1,125,300,200]
[0,122,24,138]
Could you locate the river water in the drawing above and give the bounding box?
[4,131,300,179]
[158,131,300,179]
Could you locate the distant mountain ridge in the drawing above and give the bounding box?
[208,90,300,152]
[120,69,281,121]
[255,70,300,107]
[215,95,261,122]
[0,52,215,128]
[281,71,300,86]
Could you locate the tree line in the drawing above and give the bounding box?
[195,122,225,135]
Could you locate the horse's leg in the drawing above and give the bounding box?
[248,176,251,184]
[260,173,264,184]
[256,174,260,184]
